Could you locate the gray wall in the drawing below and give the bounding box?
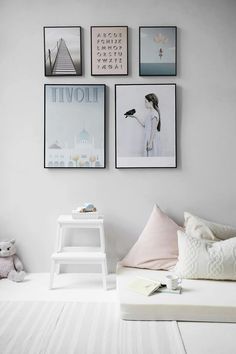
[0,0,236,272]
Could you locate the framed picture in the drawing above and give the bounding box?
[139,26,177,76]
[44,84,106,168]
[43,26,82,76]
[91,26,128,76]
[115,84,176,168]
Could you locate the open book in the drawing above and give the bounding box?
[128,276,182,296]
[128,277,162,296]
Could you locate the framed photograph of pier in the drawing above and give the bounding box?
[43,26,82,76]
[115,83,176,168]
[139,26,177,76]
[44,84,106,168]
[91,26,128,76]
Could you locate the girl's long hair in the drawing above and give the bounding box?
[145,93,161,131]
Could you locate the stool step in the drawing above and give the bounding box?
[51,251,106,262]
[61,246,103,253]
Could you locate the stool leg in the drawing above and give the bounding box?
[104,257,108,275]
[49,260,55,289]
[56,263,60,275]
[101,262,107,290]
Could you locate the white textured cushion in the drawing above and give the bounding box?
[175,230,236,280]
[184,212,236,241]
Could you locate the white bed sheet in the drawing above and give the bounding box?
[117,265,236,322]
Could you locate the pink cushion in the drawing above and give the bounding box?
[120,205,182,270]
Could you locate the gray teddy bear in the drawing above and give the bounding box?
[0,239,25,281]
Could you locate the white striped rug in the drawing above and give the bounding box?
[0,302,186,354]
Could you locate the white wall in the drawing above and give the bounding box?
[0,0,236,272]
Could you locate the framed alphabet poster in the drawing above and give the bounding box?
[91,26,128,76]
[115,84,176,168]
[44,84,106,168]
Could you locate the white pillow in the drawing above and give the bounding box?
[184,212,236,241]
[175,230,236,280]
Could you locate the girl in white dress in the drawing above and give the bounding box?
[127,93,161,157]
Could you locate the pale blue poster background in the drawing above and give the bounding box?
[140,27,176,75]
[45,85,105,168]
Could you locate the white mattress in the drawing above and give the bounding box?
[117,265,236,322]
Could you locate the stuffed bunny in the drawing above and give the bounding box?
[0,240,25,282]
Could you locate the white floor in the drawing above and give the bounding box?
[1,273,235,354]
[0,272,118,302]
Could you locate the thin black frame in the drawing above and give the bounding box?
[43,26,82,77]
[90,26,128,76]
[115,83,177,169]
[139,26,177,76]
[44,84,106,169]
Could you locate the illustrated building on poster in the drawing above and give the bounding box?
[47,128,103,167]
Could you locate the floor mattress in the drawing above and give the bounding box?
[117,265,236,322]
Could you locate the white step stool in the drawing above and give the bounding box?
[50,215,108,289]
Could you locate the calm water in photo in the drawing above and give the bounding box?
[140,63,176,75]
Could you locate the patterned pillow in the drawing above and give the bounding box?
[175,230,236,280]
[184,212,236,241]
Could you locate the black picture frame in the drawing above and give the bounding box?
[115,83,177,168]
[44,84,106,169]
[90,26,128,76]
[43,26,82,76]
[139,26,177,76]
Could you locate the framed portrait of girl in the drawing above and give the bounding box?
[115,83,176,168]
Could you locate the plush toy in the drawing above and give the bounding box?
[0,239,25,282]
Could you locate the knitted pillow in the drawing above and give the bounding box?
[175,230,236,280]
